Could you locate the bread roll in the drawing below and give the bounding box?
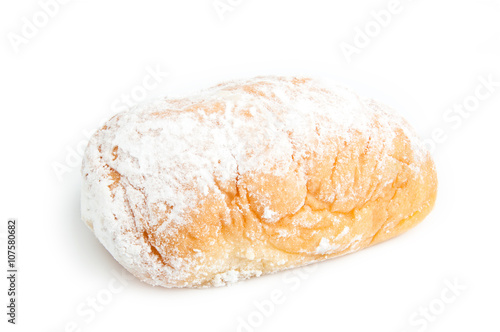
[81,76,437,288]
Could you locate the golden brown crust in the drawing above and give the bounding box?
[81,76,437,287]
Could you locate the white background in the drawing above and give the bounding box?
[1,0,499,331]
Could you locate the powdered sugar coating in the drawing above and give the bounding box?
[81,76,432,287]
